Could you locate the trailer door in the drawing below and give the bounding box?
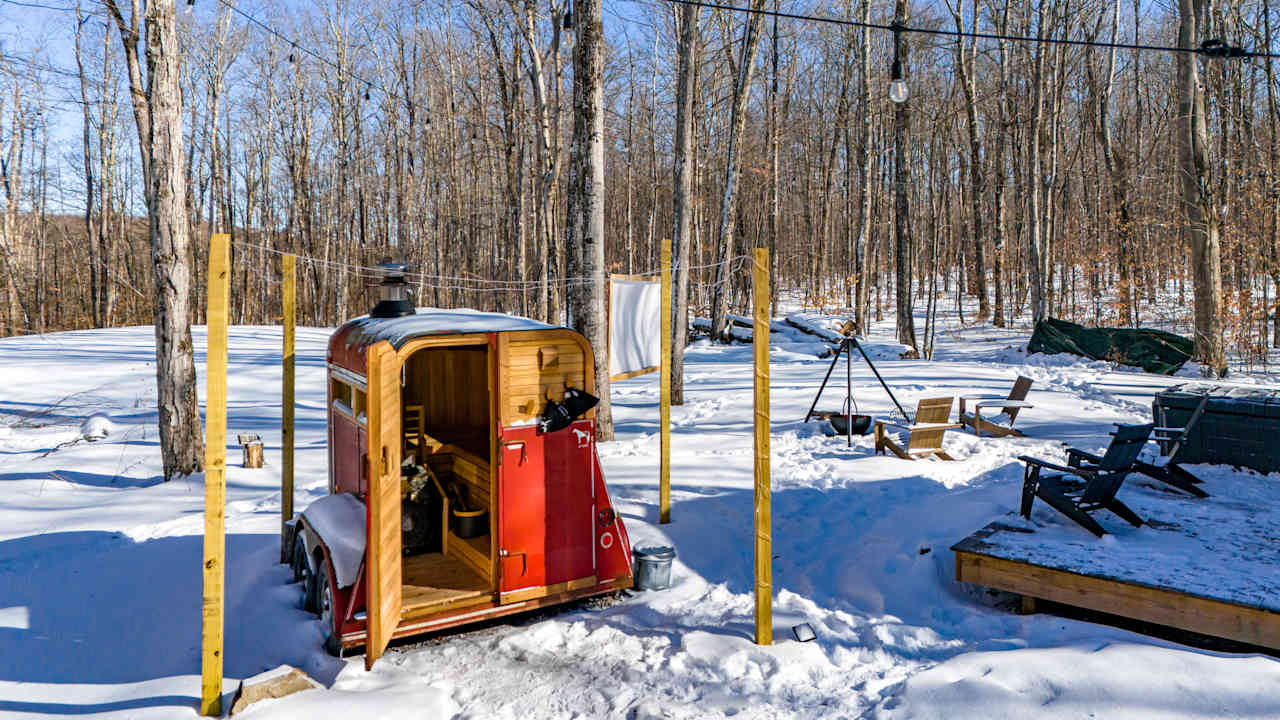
[499,420,596,599]
[364,340,402,668]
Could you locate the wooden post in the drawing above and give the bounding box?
[752,247,772,646]
[281,254,295,541]
[660,237,672,524]
[201,232,230,716]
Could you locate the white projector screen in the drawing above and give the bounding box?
[609,276,661,380]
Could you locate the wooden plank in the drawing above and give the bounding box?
[447,531,492,580]
[498,330,596,426]
[201,232,229,716]
[488,341,499,588]
[610,365,659,382]
[955,550,1280,650]
[281,253,295,547]
[500,575,599,604]
[752,248,772,646]
[401,552,491,615]
[364,341,402,670]
[660,236,672,525]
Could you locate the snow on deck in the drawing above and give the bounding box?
[953,465,1280,613]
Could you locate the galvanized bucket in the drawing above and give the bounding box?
[632,546,676,591]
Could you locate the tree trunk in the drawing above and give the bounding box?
[1026,0,1049,324]
[565,0,612,439]
[106,0,204,480]
[952,0,988,322]
[671,2,699,406]
[709,0,768,342]
[854,0,873,332]
[892,0,918,350]
[1176,0,1226,373]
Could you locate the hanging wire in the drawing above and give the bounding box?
[212,0,395,99]
[230,239,753,292]
[661,0,1274,59]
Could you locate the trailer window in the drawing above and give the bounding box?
[330,378,367,422]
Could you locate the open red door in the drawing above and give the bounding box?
[364,341,401,668]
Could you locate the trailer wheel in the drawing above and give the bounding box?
[290,533,308,584]
[316,564,341,656]
[303,550,323,614]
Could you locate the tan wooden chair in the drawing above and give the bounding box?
[959,376,1034,438]
[874,397,962,460]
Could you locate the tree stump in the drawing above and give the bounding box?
[242,440,264,469]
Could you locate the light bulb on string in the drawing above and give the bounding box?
[889,58,908,104]
[888,27,908,104]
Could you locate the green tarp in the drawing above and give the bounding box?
[1028,317,1194,375]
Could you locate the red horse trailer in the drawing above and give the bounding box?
[289,267,633,667]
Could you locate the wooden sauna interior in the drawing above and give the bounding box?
[387,332,594,616]
[399,342,495,615]
[498,333,592,426]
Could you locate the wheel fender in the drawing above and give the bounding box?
[298,492,367,589]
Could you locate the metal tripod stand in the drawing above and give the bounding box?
[804,333,909,447]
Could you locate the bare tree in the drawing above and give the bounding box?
[1176,0,1226,373]
[671,2,699,405]
[565,0,612,439]
[891,0,918,351]
[710,0,767,341]
[104,0,203,480]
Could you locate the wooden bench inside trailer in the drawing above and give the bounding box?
[394,437,495,618]
[426,443,493,582]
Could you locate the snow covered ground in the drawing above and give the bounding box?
[0,307,1277,719]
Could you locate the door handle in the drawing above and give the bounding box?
[504,441,528,465]
[500,549,527,577]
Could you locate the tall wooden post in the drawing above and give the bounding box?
[201,232,230,716]
[752,247,772,646]
[281,254,296,540]
[660,237,672,524]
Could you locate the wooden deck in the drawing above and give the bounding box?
[950,464,1280,649]
[401,552,490,615]
[953,521,1280,650]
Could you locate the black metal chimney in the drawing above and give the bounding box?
[370,263,415,318]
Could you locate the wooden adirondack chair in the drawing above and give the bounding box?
[1018,423,1154,537]
[874,397,962,460]
[959,376,1034,437]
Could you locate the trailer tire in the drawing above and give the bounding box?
[303,550,323,614]
[317,563,340,656]
[323,632,342,657]
[290,533,308,584]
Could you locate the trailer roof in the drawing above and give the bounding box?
[328,308,566,374]
[344,307,559,347]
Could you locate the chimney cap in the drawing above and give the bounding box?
[375,262,410,281]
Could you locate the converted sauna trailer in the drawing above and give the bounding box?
[289,266,633,667]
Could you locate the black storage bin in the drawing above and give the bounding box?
[1153,383,1280,473]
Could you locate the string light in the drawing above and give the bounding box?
[214,0,395,100]
[889,24,907,104]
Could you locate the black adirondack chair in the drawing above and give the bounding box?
[1067,396,1210,498]
[1018,423,1154,537]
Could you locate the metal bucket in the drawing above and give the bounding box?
[632,546,676,591]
